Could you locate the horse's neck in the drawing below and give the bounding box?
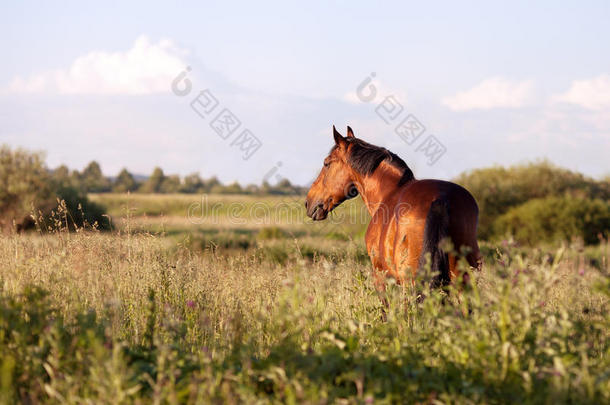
[356,162,406,217]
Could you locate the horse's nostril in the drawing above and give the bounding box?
[304,200,309,210]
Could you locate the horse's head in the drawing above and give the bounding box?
[305,126,359,220]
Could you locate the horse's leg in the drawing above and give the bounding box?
[450,228,481,287]
[451,239,480,316]
[466,240,482,272]
[448,253,459,285]
[372,269,389,321]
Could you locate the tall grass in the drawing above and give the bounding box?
[0,217,608,403]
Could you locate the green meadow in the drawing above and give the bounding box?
[0,192,608,403]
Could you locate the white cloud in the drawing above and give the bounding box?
[8,35,188,95]
[442,77,535,111]
[552,74,610,110]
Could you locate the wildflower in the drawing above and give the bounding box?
[578,268,585,276]
[186,300,196,308]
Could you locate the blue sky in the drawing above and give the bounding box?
[1,1,609,184]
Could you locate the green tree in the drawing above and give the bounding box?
[203,176,221,193]
[80,161,111,192]
[181,173,205,193]
[139,167,165,193]
[113,168,138,192]
[52,165,71,183]
[244,184,260,194]
[160,175,181,193]
[260,181,272,195]
[269,178,301,195]
[212,181,243,194]
[51,165,81,190]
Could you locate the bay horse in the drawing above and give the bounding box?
[305,126,482,302]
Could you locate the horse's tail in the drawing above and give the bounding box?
[419,198,450,288]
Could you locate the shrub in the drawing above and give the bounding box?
[52,185,110,230]
[197,232,254,251]
[494,196,610,245]
[0,145,109,232]
[0,146,54,231]
[455,161,610,239]
[258,226,288,240]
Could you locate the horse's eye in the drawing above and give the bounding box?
[324,161,330,168]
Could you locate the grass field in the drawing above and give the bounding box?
[0,193,608,403]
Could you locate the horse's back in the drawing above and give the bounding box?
[397,179,478,218]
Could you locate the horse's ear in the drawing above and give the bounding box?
[333,125,345,146]
[346,126,355,138]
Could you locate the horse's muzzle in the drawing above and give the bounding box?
[305,200,327,221]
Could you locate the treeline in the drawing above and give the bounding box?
[2,145,609,245]
[455,161,610,245]
[0,147,302,232]
[55,161,304,195]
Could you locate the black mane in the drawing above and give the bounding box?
[332,138,415,186]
